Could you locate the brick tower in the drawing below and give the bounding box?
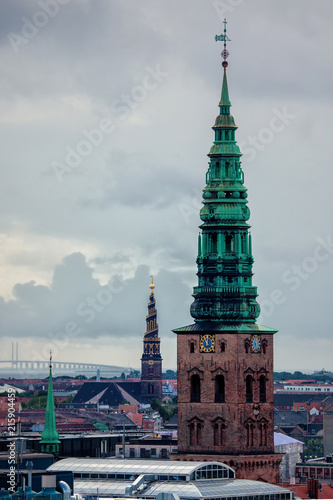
[172,21,282,483]
[141,276,163,403]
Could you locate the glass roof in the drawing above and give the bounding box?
[196,479,291,497]
[48,458,233,477]
[74,479,292,499]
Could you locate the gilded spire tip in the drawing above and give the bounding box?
[150,275,155,294]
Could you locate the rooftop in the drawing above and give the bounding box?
[48,458,234,479]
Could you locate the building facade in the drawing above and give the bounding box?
[172,24,282,483]
[141,277,162,403]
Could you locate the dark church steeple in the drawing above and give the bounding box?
[141,276,162,403]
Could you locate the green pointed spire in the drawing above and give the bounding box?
[220,68,231,108]
[188,22,261,324]
[40,352,60,454]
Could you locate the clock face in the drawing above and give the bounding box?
[251,334,261,353]
[200,334,215,353]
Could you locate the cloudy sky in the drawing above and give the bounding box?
[0,0,332,374]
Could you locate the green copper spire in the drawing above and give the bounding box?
[220,68,231,107]
[189,21,261,325]
[40,352,60,454]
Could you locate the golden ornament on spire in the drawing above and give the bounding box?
[150,275,155,294]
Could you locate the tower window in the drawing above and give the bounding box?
[220,342,225,352]
[259,421,268,446]
[225,162,230,177]
[262,339,267,354]
[190,374,201,402]
[245,421,254,447]
[259,375,267,403]
[213,419,225,446]
[245,375,253,403]
[211,234,217,253]
[189,422,195,446]
[215,375,225,403]
[225,234,233,252]
[189,420,202,446]
[241,234,247,253]
[190,342,195,353]
[148,383,155,395]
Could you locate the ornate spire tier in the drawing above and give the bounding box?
[188,20,261,326]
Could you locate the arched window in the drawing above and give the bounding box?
[225,162,230,177]
[220,342,225,352]
[262,339,267,354]
[245,375,253,403]
[189,419,202,446]
[259,375,266,402]
[225,234,232,252]
[259,421,268,446]
[215,375,225,403]
[148,383,155,394]
[189,421,195,445]
[190,374,201,402]
[245,421,254,447]
[190,342,195,353]
[210,234,217,252]
[241,234,247,253]
[213,420,225,446]
[197,422,202,445]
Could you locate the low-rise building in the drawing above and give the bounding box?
[115,432,177,459]
[48,458,293,500]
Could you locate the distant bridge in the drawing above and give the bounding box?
[0,360,131,378]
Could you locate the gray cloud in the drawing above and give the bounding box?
[0,0,332,371]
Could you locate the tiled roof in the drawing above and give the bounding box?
[274,410,307,427]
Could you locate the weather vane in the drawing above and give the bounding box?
[49,349,52,369]
[215,18,230,68]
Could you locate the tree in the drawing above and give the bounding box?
[150,398,161,411]
[162,369,177,380]
[150,398,177,422]
[61,394,74,404]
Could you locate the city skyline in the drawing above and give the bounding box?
[0,1,332,371]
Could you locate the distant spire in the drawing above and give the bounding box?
[40,351,60,454]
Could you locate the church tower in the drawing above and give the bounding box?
[173,22,282,483]
[141,277,163,403]
[40,353,60,454]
